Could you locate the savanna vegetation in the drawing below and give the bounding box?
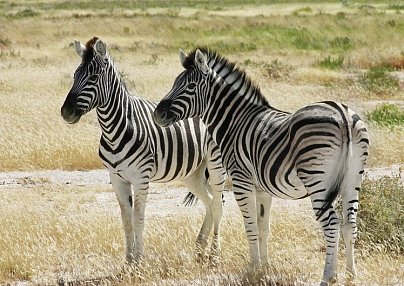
[0,0,403,285]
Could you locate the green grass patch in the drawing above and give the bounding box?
[358,177,404,254]
[6,8,40,18]
[366,104,404,127]
[388,4,404,11]
[316,55,344,70]
[359,66,399,95]
[292,6,313,15]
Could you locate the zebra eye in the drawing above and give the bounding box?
[188,83,196,89]
[88,74,99,82]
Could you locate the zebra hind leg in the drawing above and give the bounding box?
[305,184,341,285]
[341,111,369,279]
[209,183,224,266]
[181,163,214,263]
[341,143,368,279]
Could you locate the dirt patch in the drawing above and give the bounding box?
[0,165,402,219]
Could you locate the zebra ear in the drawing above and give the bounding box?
[195,49,209,74]
[74,40,86,58]
[179,49,187,67]
[94,39,107,59]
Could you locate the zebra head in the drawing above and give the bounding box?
[154,48,211,127]
[61,37,111,124]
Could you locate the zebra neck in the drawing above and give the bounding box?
[96,77,135,146]
[201,73,269,158]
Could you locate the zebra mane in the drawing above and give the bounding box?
[82,36,99,62]
[183,47,271,108]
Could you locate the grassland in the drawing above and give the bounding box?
[0,0,403,170]
[0,0,403,285]
[0,177,403,285]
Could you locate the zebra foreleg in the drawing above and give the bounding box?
[110,175,135,263]
[232,178,260,267]
[256,188,272,266]
[132,183,149,263]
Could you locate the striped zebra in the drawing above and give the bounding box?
[153,48,369,285]
[60,38,226,265]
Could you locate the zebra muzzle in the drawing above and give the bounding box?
[154,100,174,127]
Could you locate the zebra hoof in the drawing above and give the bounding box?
[209,254,221,267]
[196,251,207,263]
[320,276,338,286]
[347,267,357,280]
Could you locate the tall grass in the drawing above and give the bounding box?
[359,66,400,95]
[358,177,404,254]
[0,1,403,171]
[1,183,403,285]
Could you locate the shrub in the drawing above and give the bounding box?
[292,6,313,16]
[366,104,404,127]
[316,55,344,70]
[11,8,40,18]
[357,177,404,254]
[359,66,399,95]
[330,36,353,51]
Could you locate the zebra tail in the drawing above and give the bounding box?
[316,118,352,218]
[183,192,198,206]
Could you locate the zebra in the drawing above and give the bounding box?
[153,48,369,285]
[60,38,226,265]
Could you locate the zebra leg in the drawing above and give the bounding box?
[132,182,149,262]
[341,112,369,279]
[205,142,226,265]
[256,188,272,266]
[310,197,340,286]
[209,183,224,265]
[181,163,214,262]
[110,174,135,263]
[341,187,359,279]
[232,177,260,267]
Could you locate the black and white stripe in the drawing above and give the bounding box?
[61,39,226,264]
[154,48,369,285]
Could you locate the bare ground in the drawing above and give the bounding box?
[0,165,402,219]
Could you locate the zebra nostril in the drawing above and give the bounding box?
[161,110,167,119]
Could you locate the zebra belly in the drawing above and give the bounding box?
[149,120,206,183]
[255,167,308,200]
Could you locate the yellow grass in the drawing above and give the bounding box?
[0,184,402,285]
[0,2,403,171]
[0,2,403,285]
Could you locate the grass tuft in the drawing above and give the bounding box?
[359,66,399,95]
[8,8,40,18]
[366,104,404,127]
[358,177,404,254]
[330,36,354,51]
[315,55,344,70]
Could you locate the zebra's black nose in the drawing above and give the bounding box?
[61,103,81,124]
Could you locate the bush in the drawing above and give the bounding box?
[330,36,353,51]
[366,104,404,127]
[359,66,399,95]
[316,55,344,70]
[357,177,404,254]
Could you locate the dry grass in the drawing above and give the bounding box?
[0,2,403,284]
[0,1,403,170]
[0,184,403,286]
